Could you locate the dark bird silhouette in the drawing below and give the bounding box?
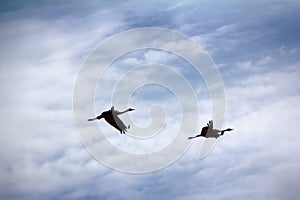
[88,106,135,134]
[188,120,234,139]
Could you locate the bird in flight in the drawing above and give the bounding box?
[88,106,135,134]
[188,120,234,139]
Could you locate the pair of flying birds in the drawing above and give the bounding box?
[88,106,234,139]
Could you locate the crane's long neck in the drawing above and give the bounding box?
[117,109,130,115]
[220,128,232,135]
[213,129,222,133]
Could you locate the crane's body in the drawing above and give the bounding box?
[88,106,134,134]
[188,120,233,139]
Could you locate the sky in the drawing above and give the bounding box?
[1,0,300,199]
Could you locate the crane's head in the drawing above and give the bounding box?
[225,128,234,131]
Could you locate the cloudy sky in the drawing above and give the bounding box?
[1,0,300,199]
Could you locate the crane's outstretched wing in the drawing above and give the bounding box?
[199,120,216,157]
[200,126,209,137]
[208,120,213,131]
[103,112,122,132]
[204,120,213,137]
[101,112,125,133]
[188,122,209,139]
[103,112,128,133]
[112,113,127,131]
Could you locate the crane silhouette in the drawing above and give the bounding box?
[188,120,233,139]
[88,106,135,134]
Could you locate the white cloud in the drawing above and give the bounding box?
[0,6,127,199]
[192,23,241,53]
[277,45,300,56]
[236,56,273,71]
